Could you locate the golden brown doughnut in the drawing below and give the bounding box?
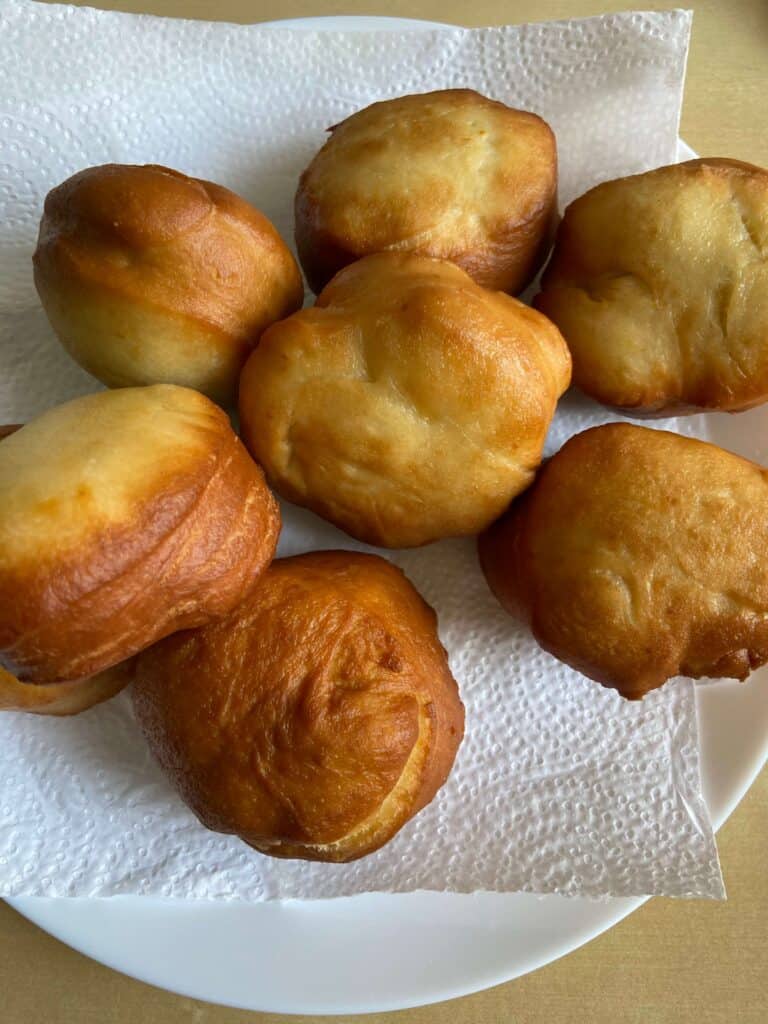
[34,163,304,406]
[0,661,132,716]
[239,252,571,548]
[132,551,464,862]
[480,422,768,700]
[536,158,768,415]
[0,385,280,688]
[295,89,557,294]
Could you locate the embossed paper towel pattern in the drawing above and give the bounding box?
[0,2,724,899]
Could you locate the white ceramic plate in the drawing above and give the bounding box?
[8,16,768,1016]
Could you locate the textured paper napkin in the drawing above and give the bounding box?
[0,2,725,899]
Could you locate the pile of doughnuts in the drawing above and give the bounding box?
[3,88,767,863]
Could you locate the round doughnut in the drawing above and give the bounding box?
[536,158,768,414]
[480,422,768,700]
[132,551,464,862]
[239,252,571,548]
[34,163,304,406]
[295,89,557,294]
[0,385,280,689]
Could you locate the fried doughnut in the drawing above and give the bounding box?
[0,385,279,691]
[34,163,304,405]
[296,89,557,294]
[536,159,768,414]
[132,551,464,862]
[239,252,570,548]
[480,422,768,699]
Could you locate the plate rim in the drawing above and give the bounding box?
[6,14,768,1017]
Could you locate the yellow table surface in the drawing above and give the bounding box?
[3,2,767,1021]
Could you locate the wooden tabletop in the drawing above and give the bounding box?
[3,2,767,1022]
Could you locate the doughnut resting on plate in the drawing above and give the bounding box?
[34,163,304,405]
[295,89,558,294]
[536,158,768,415]
[132,551,464,862]
[239,252,571,548]
[480,422,768,700]
[0,385,280,694]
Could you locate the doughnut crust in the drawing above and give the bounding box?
[480,423,768,700]
[0,385,280,687]
[536,158,768,414]
[34,164,304,405]
[295,89,558,294]
[132,551,464,862]
[0,661,132,716]
[239,252,571,548]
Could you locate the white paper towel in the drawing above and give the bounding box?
[0,2,725,899]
